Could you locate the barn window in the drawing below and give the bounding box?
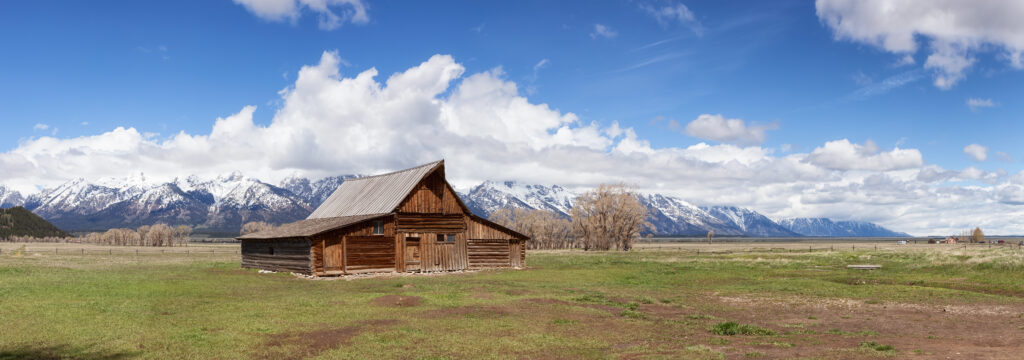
[437,234,455,243]
[268,247,274,255]
[373,220,384,235]
[436,234,444,242]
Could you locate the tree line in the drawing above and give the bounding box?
[79,224,193,246]
[491,183,652,251]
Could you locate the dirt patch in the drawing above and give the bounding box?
[370,295,422,307]
[420,305,512,319]
[256,319,398,360]
[518,297,621,315]
[696,293,1024,359]
[474,292,494,299]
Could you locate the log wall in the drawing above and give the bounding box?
[396,213,466,233]
[467,239,511,269]
[241,238,313,274]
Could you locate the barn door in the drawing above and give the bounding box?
[324,237,343,271]
[405,236,421,271]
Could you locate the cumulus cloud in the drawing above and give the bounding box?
[963,143,987,162]
[590,24,617,39]
[683,114,776,146]
[639,1,703,35]
[3,51,1024,235]
[33,123,49,131]
[804,139,922,171]
[966,98,995,111]
[233,0,368,30]
[816,0,1024,89]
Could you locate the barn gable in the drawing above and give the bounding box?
[308,161,443,219]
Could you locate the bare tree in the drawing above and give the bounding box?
[147,224,173,247]
[241,221,275,235]
[570,183,652,251]
[491,208,573,250]
[174,225,193,247]
[137,225,150,246]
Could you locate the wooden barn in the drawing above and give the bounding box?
[236,160,528,276]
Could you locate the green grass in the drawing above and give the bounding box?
[0,244,1022,358]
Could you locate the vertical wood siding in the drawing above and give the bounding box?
[345,235,396,272]
[311,215,394,275]
[397,171,464,214]
[399,232,467,271]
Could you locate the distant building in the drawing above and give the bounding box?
[236,160,528,276]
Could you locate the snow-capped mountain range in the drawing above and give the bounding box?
[776,218,909,237]
[0,174,908,237]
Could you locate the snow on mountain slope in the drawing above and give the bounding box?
[0,186,24,208]
[465,181,576,217]
[279,175,357,208]
[701,206,801,237]
[777,218,910,237]
[462,181,762,236]
[636,194,745,236]
[20,172,312,232]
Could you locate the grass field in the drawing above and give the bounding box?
[2,242,1024,359]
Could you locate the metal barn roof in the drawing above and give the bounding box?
[307,160,442,219]
[236,214,387,239]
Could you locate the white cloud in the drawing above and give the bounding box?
[816,0,1024,89]
[639,1,703,35]
[963,143,987,162]
[4,51,1024,235]
[533,59,550,72]
[966,98,995,111]
[233,0,368,30]
[684,114,777,146]
[804,139,922,171]
[33,123,49,131]
[590,24,617,39]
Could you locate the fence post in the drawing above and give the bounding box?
[852,245,855,251]
[108,249,111,255]
[136,249,138,256]
[55,248,58,255]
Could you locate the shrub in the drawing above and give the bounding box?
[860,341,895,351]
[710,322,776,336]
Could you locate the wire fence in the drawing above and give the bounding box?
[633,242,1024,255]
[0,247,240,256]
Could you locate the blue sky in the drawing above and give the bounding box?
[1,0,1023,234]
